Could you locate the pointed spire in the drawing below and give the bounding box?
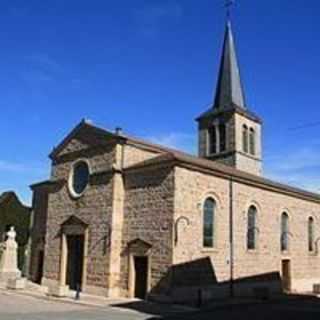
[213,20,246,110]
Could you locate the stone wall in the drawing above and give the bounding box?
[173,167,231,302]
[234,113,262,175]
[33,124,320,302]
[198,112,262,176]
[51,144,116,180]
[29,187,48,283]
[172,165,320,301]
[233,181,320,294]
[38,135,166,296]
[43,139,116,293]
[122,144,160,168]
[120,165,175,297]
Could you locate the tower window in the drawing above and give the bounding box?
[219,123,226,152]
[249,128,255,155]
[308,217,314,252]
[208,126,217,155]
[242,125,248,153]
[203,198,216,248]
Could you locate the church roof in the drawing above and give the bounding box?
[196,103,262,124]
[214,20,246,110]
[125,150,320,204]
[35,120,320,203]
[197,20,257,122]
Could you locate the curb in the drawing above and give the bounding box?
[0,288,195,315]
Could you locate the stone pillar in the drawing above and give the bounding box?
[48,233,69,297]
[24,208,35,279]
[59,233,67,287]
[81,229,89,290]
[107,143,125,297]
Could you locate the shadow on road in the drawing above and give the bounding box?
[114,294,320,320]
[111,300,195,318]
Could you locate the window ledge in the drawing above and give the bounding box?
[201,248,219,254]
[246,249,259,254]
[281,250,290,256]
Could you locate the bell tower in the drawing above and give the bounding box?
[196,20,262,176]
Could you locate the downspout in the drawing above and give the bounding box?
[24,194,35,279]
[229,176,234,298]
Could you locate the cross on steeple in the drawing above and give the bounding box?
[225,0,235,19]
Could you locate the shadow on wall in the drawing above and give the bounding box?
[112,257,285,316]
[151,257,282,305]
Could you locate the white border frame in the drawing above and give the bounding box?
[68,159,91,199]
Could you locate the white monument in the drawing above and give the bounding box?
[0,227,25,289]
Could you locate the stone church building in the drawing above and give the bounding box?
[29,21,320,302]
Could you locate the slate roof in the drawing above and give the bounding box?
[213,21,246,110]
[196,103,262,124]
[124,150,320,204]
[197,20,255,122]
[33,119,320,203]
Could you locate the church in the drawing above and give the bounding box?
[29,19,320,303]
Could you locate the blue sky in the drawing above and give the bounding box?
[1,0,320,205]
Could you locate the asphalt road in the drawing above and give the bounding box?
[0,292,151,320]
[1,292,320,320]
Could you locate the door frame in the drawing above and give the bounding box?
[127,239,152,299]
[129,254,151,299]
[59,220,88,291]
[66,234,85,291]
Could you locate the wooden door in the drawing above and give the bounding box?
[66,235,84,291]
[282,260,291,292]
[35,250,44,284]
[134,256,148,299]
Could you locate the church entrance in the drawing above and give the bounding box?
[134,256,148,299]
[128,239,152,299]
[66,235,84,291]
[281,259,291,292]
[35,250,44,284]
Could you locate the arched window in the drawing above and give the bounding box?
[308,217,314,252]
[281,212,289,251]
[203,198,215,248]
[208,126,217,155]
[247,206,257,250]
[242,125,248,153]
[249,128,255,155]
[219,123,226,152]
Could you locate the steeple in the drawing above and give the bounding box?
[196,17,263,177]
[213,20,246,110]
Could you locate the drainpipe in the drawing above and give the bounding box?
[229,176,234,298]
[24,195,35,279]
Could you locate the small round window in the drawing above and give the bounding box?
[69,161,90,197]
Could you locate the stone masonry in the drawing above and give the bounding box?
[29,121,320,302]
[29,18,320,304]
